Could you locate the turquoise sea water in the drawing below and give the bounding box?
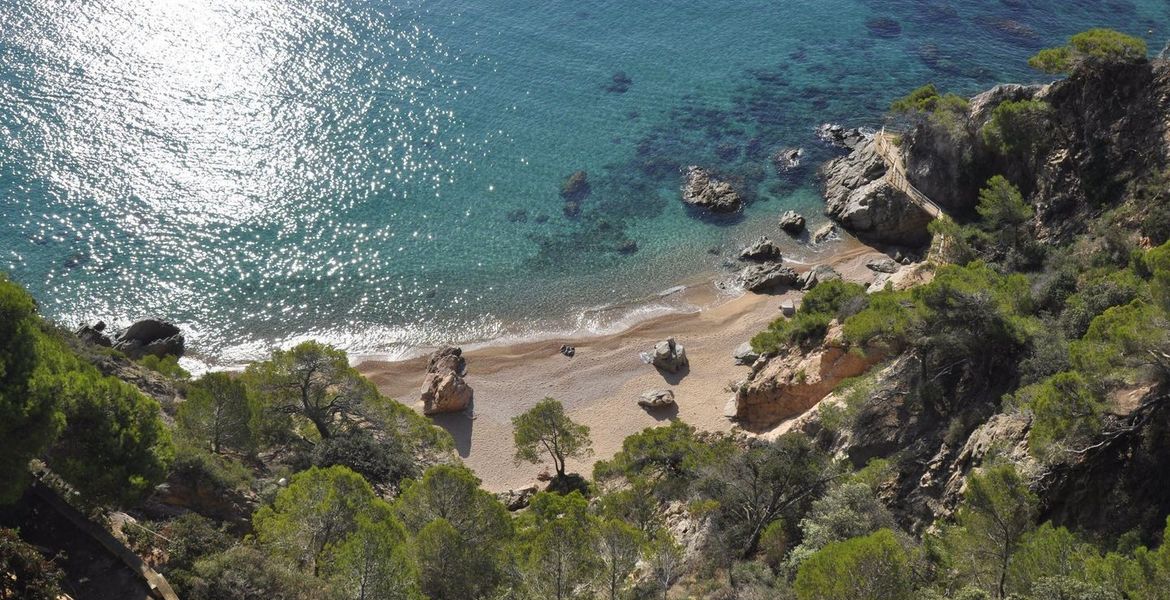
[1,0,1166,363]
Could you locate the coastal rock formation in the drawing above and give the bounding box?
[497,485,538,511]
[638,389,676,409]
[681,166,742,213]
[812,223,839,243]
[866,257,901,274]
[778,210,806,235]
[733,342,760,366]
[604,71,632,93]
[643,338,688,373]
[796,264,842,291]
[817,124,871,150]
[737,263,798,293]
[560,170,591,202]
[113,319,185,360]
[738,236,783,262]
[729,325,886,430]
[76,321,112,347]
[820,138,933,246]
[421,346,473,415]
[772,148,803,174]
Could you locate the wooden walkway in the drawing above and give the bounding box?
[873,128,946,219]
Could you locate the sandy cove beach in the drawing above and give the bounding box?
[357,238,889,493]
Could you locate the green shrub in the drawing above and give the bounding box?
[1029,28,1147,74]
[138,354,190,379]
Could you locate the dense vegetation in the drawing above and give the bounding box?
[2,26,1169,600]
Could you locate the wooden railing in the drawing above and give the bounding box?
[874,128,945,219]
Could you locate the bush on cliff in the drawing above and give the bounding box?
[751,280,867,354]
[1029,28,1148,74]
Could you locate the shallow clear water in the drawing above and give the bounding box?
[1,0,1166,363]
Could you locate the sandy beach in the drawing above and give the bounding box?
[358,238,890,493]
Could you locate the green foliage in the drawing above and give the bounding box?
[138,354,191,379]
[245,341,376,440]
[518,491,600,600]
[752,281,867,354]
[794,529,913,600]
[0,276,66,503]
[1029,29,1148,74]
[1008,523,1100,596]
[360,393,454,459]
[976,176,1034,246]
[943,465,1038,598]
[596,518,643,600]
[394,464,513,600]
[841,290,915,349]
[889,83,971,140]
[48,370,174,506]
[321,509,419,600]
[178,372,256,455]
[1070,301,1170,387]
[311,429,415,489]
[788,482,896,569]
[0,528,64,600]
[699,433,832,559]
[981,101,1053,163]
[189,545,340,600]
[1058,269,1144,339]
[1014,372,1106,459]
[253,465,407,581]
[512,397,592,479]
[593,420,729,500]
[170,442,254,493]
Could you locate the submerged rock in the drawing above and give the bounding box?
[638,389,676,409]
[422,346,473,415]
[604,71,633,93]
[865,17,903,38]
[779,211,806,235]
[113,319,185,359]
[560,171,591,203]
[738,236,783,262]
[681,166,742,213]
[737,263,799,293]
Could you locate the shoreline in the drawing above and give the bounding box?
[357,235,890,493]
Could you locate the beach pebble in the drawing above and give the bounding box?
[560,344,576,358]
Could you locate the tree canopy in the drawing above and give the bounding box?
[512,397,593,479]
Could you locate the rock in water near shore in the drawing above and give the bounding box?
[738,236,783,262]
[604,71,633,93]
[737,263,798,293]
[816,124,872,150]
[422,346,473,415]
[772,148,803,174]
[778,211,806,235]
[812,223,839,243]
[638,389,676,409]
[820,138,933,246]
[113,319,185,359]
[76,321,112,347]
[642,338,688,373]
[681,166,742,213]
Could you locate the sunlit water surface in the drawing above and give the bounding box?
[1,0,1166,363]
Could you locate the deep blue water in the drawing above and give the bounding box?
[1,0,1166,363]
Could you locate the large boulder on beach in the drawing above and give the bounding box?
[813,223,839,244]
[779,211,806,235]
[820,138,933,246]
[638,389,676,409]
[738,237,783,262]
[643,338,689,373]
[733,342,760,366]
[422,346,473,415]
[737,263,798,293]
[681,166,742,213]
[113,319,185,359]
[796,264,843,291]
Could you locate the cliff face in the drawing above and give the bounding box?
[904,60,1170,240]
